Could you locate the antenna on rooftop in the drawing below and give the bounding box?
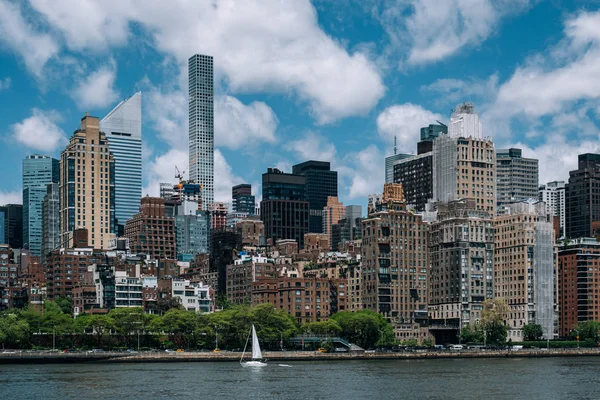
[394,135,397,155]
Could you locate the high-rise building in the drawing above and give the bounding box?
[539,181,566,238]
[124,197,176,260]
[361,184,429,342]
[566,153,600,239]
[432,103,496,215]
[260,167,309,248]
[496,148,539,214]
[292,161,337,233]
[385,153,411,184]
[60,114,116,249]
[558,238,600,336]
[232,184,255,214]
[392,124,447,212]
[0,211,4,244]
[41,183,60,263]
[188,54,214,210]
[494,201,555,340]
[210,202,228,230]
[100,92,142,227]
[428,198,494,343]
[0,204,23,249]
[322,196,345,248]
[175,211,210,261]
[22,155,59,256]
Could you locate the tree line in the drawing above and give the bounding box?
[0,298,395,351]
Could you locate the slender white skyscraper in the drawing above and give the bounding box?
[101,92,142,227]
[188,54,214,210]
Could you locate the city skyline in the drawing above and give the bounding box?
[1,1,599,209]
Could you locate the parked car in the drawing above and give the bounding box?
[449,344,464,350]
[126,349,138,354]
[165,349,177,353]
[87,349,104,353]
[333,347,349,353]
[317,348,328,353]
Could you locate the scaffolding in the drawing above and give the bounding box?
[534,219,556,339]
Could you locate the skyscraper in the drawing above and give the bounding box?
[189,54,214,210]
[566,153,600,239]
[292,160,337,233]
[432,103,496,215]
[260,167,309,248]
[22,154,59,256]
[232,184,255,214]
[100,92,142,227]
[0,204,23,249]
[60,113,116,249]
[539,181,566,237]
[361,184,429,341]
[41,183,60,263]
[496,148,539,214]
[125,197,176,260]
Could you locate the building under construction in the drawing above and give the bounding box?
[494,201,556,340]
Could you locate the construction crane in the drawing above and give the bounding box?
[175,166,186,183]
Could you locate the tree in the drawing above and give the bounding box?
[86,315,115,347]
[300,320,342,337]
[108,308,148,346]
[461,325,484,344]
[0,314,30,349]
[54,297,73,315]
[522,324,544,341]
[573,321,600,342]
[481,298,509,346]
[331,310,392,349]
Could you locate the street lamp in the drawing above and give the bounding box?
[53,326,56,351]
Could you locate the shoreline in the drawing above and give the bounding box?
[1,348,599,364]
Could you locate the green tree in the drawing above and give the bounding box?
[215,293,232,310]
[0,314,30,348]
[161,308,199,349]
[54,296,73,315]
[573,321,600,342]
[300,320,342,336]
[86,315,115,347]
[332,310,391,349]
[522,324,544,341]
[481,298,509,346]
[421,338,434,348]
[461,325,484,344]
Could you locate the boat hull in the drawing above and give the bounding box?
[241,361,267,367]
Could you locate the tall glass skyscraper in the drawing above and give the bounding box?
[22,154,59,255]
[188,54,214,210]
[101,92,142,228]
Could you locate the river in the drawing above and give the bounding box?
[1,357,599,399]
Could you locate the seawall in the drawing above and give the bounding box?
[1,348,600,364]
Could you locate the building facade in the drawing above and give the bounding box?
[322,196,345,248]
[232,184,255,214]
[260,168,309,248]
[188,54,214,210]
[292,161,337,233]
[558,238,600,337]
[566,153,600,239]
[59,114,116,249]
[428,199,494,342]
[539,181,566,238]
[100,92,142,227]
[393,153,433,212]
[361,184,429,338]
[0,204,23,249]
[496,148,539,214]
[494,201,555,340]
[22,154,59,256]
[124,197,176,260]
[432,103,496,215]
[41,183,60,262]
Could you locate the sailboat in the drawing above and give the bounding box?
[240,324,267,367]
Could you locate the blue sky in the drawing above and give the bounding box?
[1,0,599,209]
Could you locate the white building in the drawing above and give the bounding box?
[171,279,214,313]
[115,271,143,308]
[539,180,565,237]
[188,54,214,210]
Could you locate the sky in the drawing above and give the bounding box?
[1,0,600,210]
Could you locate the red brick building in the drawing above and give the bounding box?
[125,197,176,260]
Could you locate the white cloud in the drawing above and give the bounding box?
[10,109,66,152]
[0,0,60,77]
[376,103,443,154]
[286,131,337,162]
[492,11,600,119]
[142,148,188,197]
[0,190,21,206]
[215,96,278,149]
[214,150,244,203]
[338,145,385,200]
[143,85,188,151]
[379,0,531,65]
[28,0,385,123]
[0,77,10,90]
[510,134,600,186]
[420,74,499,107]
[72,64,120,109]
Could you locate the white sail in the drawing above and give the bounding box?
[251,325,262,360]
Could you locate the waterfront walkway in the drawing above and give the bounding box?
[2,348,600,363]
